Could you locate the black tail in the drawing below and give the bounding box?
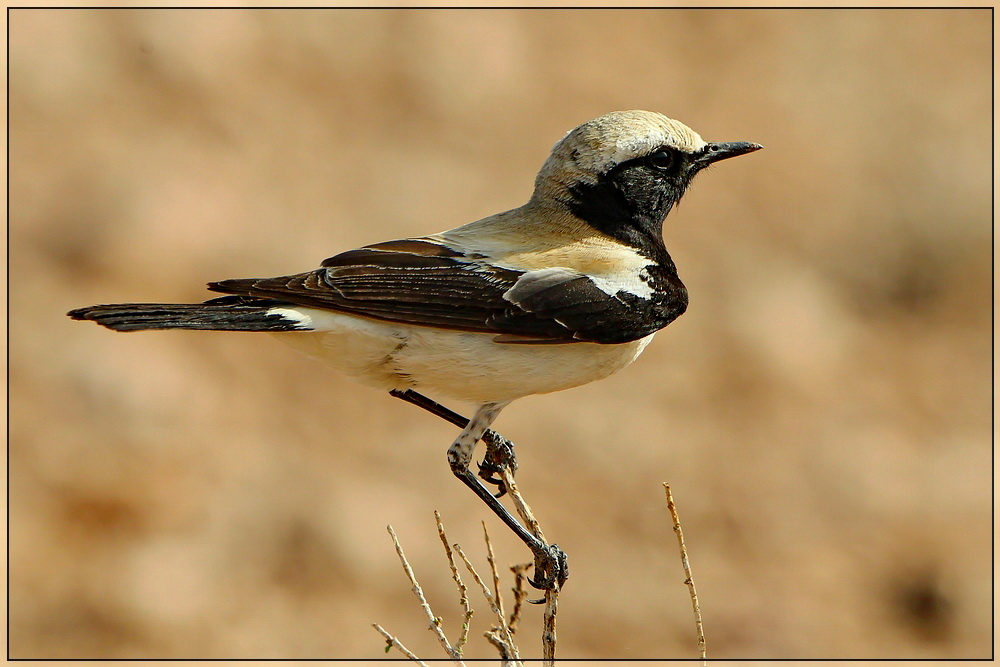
[67,296,308,332]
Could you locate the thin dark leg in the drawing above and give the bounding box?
[390,389,518,494]
[389,388,469,429]
[389,389,567,592]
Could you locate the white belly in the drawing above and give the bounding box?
[269,307,654,404]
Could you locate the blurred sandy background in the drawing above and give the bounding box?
[8,7,992,661]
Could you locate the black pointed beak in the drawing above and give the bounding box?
[696,141,763,168]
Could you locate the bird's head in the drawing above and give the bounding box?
[532,110,762,254]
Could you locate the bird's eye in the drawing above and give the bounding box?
[646,149,676,171]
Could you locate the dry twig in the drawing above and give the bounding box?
[454,542,519,660]
[663,483,706,665]
[482,522,505,620]
[435,511,474,651]
[385,525,464,663]
[540,588,559,666]
[507,563,531,632]
[500,466,559,666]
[499,467,546,543]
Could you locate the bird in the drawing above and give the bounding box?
[68,110,762,593]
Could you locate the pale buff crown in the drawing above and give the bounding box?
[532,110,707,200]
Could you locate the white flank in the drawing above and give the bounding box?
[265,305,657,404]
[267,307,316,330]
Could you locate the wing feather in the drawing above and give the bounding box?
[208,236,682,344]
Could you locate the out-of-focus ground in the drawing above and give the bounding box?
[8,8,992,660]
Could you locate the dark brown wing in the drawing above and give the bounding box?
[208,238,683,344]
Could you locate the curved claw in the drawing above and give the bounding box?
[527,542,569,602]
[477,459,509,497]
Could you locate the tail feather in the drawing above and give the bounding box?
[67,296,310,332]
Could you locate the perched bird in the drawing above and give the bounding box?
[69,110,761,592]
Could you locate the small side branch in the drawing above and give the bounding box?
[507,563,531,632]
[454,543,519,660]
[663,483,706,665]
[482,522,506,620]
[372,623,430,665]
[435,511,474,651]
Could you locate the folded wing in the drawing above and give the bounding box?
[209,238,680,344]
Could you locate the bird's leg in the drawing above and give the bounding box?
[389,389,566,592]
[445,401,567,593]
[389,389,518,496]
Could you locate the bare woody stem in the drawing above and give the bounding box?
[501,466,559,667]
[663,483,706,665]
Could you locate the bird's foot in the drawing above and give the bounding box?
[477,431,518,497]
[528,542,569,602]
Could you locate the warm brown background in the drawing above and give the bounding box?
[8,8,992,661]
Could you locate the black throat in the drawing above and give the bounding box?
[563,159,693,265]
